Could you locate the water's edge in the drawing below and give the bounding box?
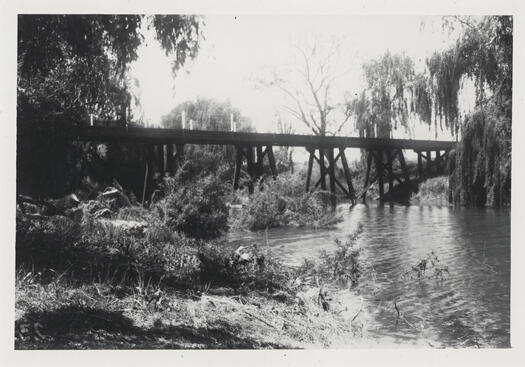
[227,203,511,347]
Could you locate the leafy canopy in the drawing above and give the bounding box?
[348,16,512,140]
[348,51,431,139]
[17,14,203,124]
[161,97,253,132]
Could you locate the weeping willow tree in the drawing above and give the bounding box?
[348,16,511,207]
[428,16,512,207]
[347,51,432,139]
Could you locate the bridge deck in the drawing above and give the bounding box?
[70,126,456,151]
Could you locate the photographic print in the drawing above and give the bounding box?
[14,12,512,350]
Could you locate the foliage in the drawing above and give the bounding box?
[161,97,253,132]
[16,215,82,270]
[232,172,338,231]
[449,108,511,206]
[426,16,512,134]
[16,213,202,287]
[433,16,512,207]
[147,146,232,240]
[18,15,202,123]
[274,115,295,172]
[348,16,512,207]
[348,16,512,141]
[160,97,254,180]
[16,211,290,293]
[18,15,202,128]
[198,243,292,292]
[402,251,449,281]
[411,176,450,206]
[170,148,232,185]
[297,225,363,288]
[347,51,431,139]
[158,174,230,240]
[17,15,203,197]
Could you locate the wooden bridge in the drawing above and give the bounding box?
[70,126,457,205]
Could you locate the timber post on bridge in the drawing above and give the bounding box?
[232,145,278,194]
[69,126,456,204]
[305,146,356,206]
[359,147,451,203]
[142,142,185,204]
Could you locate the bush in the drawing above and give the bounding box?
[411,176,450,205]
[168,147,232,187]
[232,173,337,231]
[197,242,292,292]
[159,175,230,239]
[16,210,296,295]
[16,213,203,287]
[297,225,363,287]
[16,215,82,271]
[77,217,203,286]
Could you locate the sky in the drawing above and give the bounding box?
[128,15,474,160]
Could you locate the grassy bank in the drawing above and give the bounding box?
[15,275,364,349]
[15,189,365,349]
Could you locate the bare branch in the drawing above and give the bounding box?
[332,112,352,136]
[451,15,476,30]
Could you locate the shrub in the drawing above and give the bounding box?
[16,215,82,271]
[77,218,203,286]
[160,175,230,239]
[16,211,296,294]
[402,251,450,281]
[297,225,363,287]
[197,242,292,292]
[411,176,450,205]
[171,147,232,185]
[16,212,204,287]
[232,173,337,231]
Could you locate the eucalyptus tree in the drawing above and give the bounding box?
[262,37,353,137]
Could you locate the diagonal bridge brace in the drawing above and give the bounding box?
[305,146,357,206]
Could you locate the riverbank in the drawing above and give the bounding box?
[15,277,366,349]
[16,174,510,349]
[15,192,367,349]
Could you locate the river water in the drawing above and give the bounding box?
[227,204,511,348]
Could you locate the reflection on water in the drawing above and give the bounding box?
[227,204,510,347]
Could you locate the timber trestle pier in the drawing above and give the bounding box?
[70,126,456,205]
